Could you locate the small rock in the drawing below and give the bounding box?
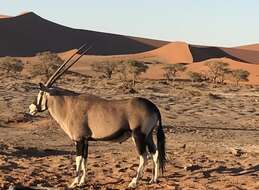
[184,164,202,172]
[231,148,245,157]
[180,144,186,149]
[202,171,211,178]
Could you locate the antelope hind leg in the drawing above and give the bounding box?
[147,135,159,184]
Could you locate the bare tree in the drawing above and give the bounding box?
[0,57,24,75]
[115,61,128,82]
[91,62,117,79]
[231,69,250,86]
[163,63,186,84]
[205,61,230,84]
[187,71,204,83]
[31,52,63,81]
[126,60,148,86]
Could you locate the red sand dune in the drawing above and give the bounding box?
[0,12,168,57]
[1,11,259,65]
[141,42,259,65]
[189,45,259,64]
[189,45,246,63]
[143,42,193,63]
[221,48,259,64]
[1,12,259,83]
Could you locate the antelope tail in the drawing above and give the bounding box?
[156,113,166,174]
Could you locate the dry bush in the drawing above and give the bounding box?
[231,69,250,86]
[208,93,223,100]
[116,60,148,87]
[0,57,24,75]
[163,63,186,84]
[91,61,117,79]
[31,52,63,81]
[205,61,231,84]
[187,71,205,83]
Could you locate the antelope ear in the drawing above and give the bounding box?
[39,83,49,92]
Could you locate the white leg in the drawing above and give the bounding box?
[79,158,87,186]
[149,150,159,183]
[149,154,155,183]
[128,154,147,188]
[69,156,83,188]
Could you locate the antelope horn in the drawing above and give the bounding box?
[45,43,87,87]
[48,45,93,87]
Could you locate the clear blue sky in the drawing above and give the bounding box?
[1,0,259,47]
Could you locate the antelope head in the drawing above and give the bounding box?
[29,44,91,115]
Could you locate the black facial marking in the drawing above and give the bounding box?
[34,91,45,112]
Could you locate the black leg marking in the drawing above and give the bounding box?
[76,139,88,158]
[83,139,88,159]
[132,128,147,155]
[147,135,156,154]
[76,139,85,156]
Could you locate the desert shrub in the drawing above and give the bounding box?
[31,52,63,81]
[117,60,148,86]
[205,61,230,84]
[91,61,117,79]
[0,57,24,74]
[231,69,250,86]
[187,71,204,82]
[163,63,186,83]
[208,92,223,100]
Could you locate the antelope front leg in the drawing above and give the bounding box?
[69,139,85,188]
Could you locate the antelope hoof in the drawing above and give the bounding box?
[78,178,86,187]
[128,178,137,188]
[149,178,157,184]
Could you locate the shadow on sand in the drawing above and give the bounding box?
[1,146,72,158]
[194,164,259,178]
[165,125,259,132]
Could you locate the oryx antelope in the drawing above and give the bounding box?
[29,45,166,188]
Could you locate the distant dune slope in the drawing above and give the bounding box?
[189,45,247,63]
[222,48,259,64]
[146,43,259,64]
[236,44,259,51]
[189,45,259,64]
[0,12,168,57]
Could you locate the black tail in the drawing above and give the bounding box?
[157,113,166,174]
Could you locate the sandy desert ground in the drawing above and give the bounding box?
[1,71,259,190]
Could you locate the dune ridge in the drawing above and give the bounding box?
[0,12,169,57]
[143,42,193,63]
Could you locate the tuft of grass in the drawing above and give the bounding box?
[208,93,223,100]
